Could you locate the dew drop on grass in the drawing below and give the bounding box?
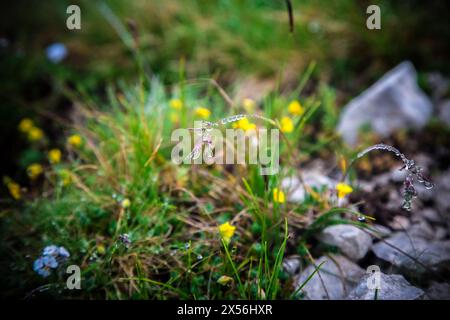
[357,215,366,222]
[197,254,203,260]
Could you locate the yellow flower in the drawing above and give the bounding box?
[217,275,233,286]
[233,118,256,131]
[336,183,353,199]
[67,134,82,148]
[169,98,183,110]
[218,221,236,243]
[28,127,44,141]
[242,98,256,113]
[121,198,131,208]
[195,107,211,119]
[3,177,21,200]
[273,188,286,203]
[97,244,106,255]
[18,118,34,132]
[288,100,304,116]
[48,149,62,164]
[280,116,294,133]
[27,163,43,180]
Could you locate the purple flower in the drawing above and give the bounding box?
[118,234,131,247]
[33,256,58,277]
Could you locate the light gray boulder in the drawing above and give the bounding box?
[347,273,425,300]
[337,61,433,145]
[293,255,364,300]
[372,232,450,273]
[318,225,372,261]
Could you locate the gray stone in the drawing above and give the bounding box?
[281,171,335,203]
[318,225,372,260]
[407,220,435,240]
[368,224,392,238]
[415,208,444,224]
[372,232,450,273]
[294,255,364,300]
[282,256,301,276]
[438,100,450,126]
[427,72,449,101]
[426,282,450,300]
[435,227,447,240]
[337,61,433,145]
[347,273,425,300]
[388,215,411,230]
[434,170,450,216]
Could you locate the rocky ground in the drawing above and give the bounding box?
[282,62,450,300]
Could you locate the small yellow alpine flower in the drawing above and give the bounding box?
[18,118,34,132]
[67,134,82,148]
[217,275,233,286]
[121,198,131,209]
[280,116,294,133]
[3,177,21,200]
[219,221,236,243]
[97,244,106,255]
[169,98,183,110]
[288,100,304,116]
[232,118,256,131]
[273,188,286,204]
[242,98,256,113]
[28,127,44,141]
[194,107,211,119]
[48,149,62,164]
[336,183,353,199]
[27,163,43,180]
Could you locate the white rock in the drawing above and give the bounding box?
[282,256,301,276]
[281,172,336,203]
[337,61,433,145]
[318,225,372,261]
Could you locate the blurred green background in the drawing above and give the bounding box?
[0,0,449,299]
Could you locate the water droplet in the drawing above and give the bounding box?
[197,254,203,260]
[357,216,366,222]
[185,242,190,250]
[423,181,434,189]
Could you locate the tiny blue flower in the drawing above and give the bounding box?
[43,255,58,269]
[58,246,70,258]
[33,256,58,277]
[43,245,59,256]
[46,43,67,63]
[33,257,45,272]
